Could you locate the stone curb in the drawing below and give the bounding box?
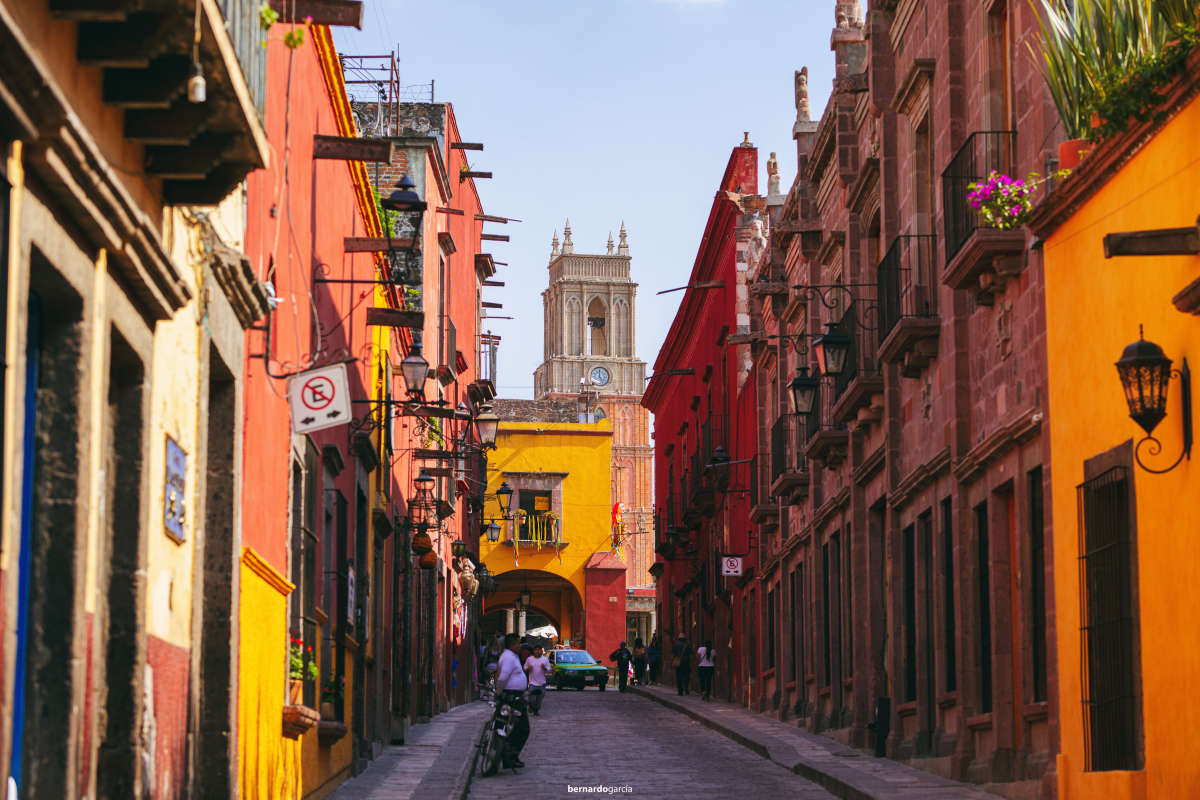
[630,687,909,800]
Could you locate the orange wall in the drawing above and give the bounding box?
[1042,93,1200,799]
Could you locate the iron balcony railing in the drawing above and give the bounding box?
[771,415,790,483]
[942,131,1017,262]
[828,298,881,404]
[878,234,939,341]
[803,379,823,445]
[218,0,268,115]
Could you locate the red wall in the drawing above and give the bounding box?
[584,554,627,670]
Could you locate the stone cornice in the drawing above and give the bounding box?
[812,486,851,534]
[893,57,935,116]
[242,547,295,596]
[853,443,886,485]
[815,230,846,266]
[953,407,1042,485]
[847,157,880,217]
[1028,48,1200,241]
[889,446,950,510]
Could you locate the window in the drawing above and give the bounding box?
[792,564,805,685]
[1029,467,1048,703]
[975,501,992,713]
[748,589,758,677]
[903,524,917,703]
[766,586,777,669]
[843,524,853,680]
[1078,466,1141,771]
[288,441,321,707]
[941,498,956,693]
[821,540,832,686]
[518,489,553,543]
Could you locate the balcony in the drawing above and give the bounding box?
[942,131,1026,305]
[827,295,884,426]
[802,378,848,468]
[503,513,567,550]
[768,415,809,505]
[748,455,779,529]
[877,234,940,378]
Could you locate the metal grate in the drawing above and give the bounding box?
[941,131,1017,262]
[1077,466,1140,771]
[877,234,938,340]
[771,415,789,483]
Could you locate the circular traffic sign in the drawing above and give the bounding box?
[301,376,336,411]
[723,557,740,571]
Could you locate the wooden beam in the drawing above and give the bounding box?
[413,448,457,460]
[102,56,190,109]
[125,105,212,145]
[482,280,504,286]
[344,236,414,252]
[1103,221,1200,257]
[480,233,509,242]
[482,302,503,309]
[78,15,169,67]
[460,170,492,182]
[163,162,259,206]
[50,0,129,21]
[269,0,363,28]
[313,134,395,162]
[413,406,458,420]
[450,142,484,150]
[436,207,465,215]
[476,214,523,223]
[145,133,236,179]
[366,307,423,329]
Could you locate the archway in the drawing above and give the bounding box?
[482,569,584,647]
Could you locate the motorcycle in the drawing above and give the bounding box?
[476,691,524,777]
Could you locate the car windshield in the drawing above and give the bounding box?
[555,651,597,665]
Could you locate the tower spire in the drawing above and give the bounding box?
[607,231,615,255]
[562,219,574,254]
[551,229,560,258]
[617,221,629,256]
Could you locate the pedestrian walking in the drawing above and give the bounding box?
[647,635,661,685]
[610,641,633,692]
[697,640,715,700]
[524,645,551,715]
[671,634,692,696]
[632,638,647,686]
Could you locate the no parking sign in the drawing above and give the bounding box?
[721,556,743,576]
[288,363,351,434]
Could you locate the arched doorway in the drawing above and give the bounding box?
[481,569,584,647]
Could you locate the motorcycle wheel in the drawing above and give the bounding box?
[479,726,503,777]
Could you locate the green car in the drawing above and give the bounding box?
[547,649,609,691]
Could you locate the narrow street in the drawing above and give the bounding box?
[465,689,836,799]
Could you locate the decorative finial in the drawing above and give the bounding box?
[617,221,629,256]
[767,152,781,197]
[795,67,811,122]
[562,219,574,254]
[551,229,560,258]
[742,131,751,146]
[607,232,614,255]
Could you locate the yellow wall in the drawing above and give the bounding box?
[239,548,303,799]
[1042,92,1200,800]
[480,421,614,608]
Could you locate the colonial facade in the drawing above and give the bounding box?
[533,225,655,637]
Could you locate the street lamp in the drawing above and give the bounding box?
[381,175,427,284]
[474,406,500,449]
[496,482,514,515]
[483,521,501,542]
[400,343,430,397]
[789,367,818,416]
[451,539,467,557]
[813,322,851,377]
[519,586,532,609]
[1115,326,1193,473]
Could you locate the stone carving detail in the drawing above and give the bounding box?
[562,219,574,254]
[997,301,1013,359]
[921,376,934,420]
[836,0,862,28]
[607,232,614,255]
[617,221,629,256]
[551,230,560,258]
[795,67,810,122]
[767,152,781,196]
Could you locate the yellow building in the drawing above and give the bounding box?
[480,400,625,659]
[1030,63,1200,800]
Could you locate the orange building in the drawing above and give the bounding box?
[1029,54,1200,800]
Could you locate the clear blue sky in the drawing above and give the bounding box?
[334,1,835,397]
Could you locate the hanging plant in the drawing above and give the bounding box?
[418,550,438,569]
[967,170,1070,229]
[411,530,433,555]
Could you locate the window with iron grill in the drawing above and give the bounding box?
[976,502,992,714]
[941,497,956,693]
[821,540,833,687]
[903,524,917,703]
[843,524,853,680]
[1030,467,1048,703]
[792,564,805,685]
[766,587,777,669]
[1078,466,1141,771]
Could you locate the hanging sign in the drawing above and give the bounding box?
[163,436,187,542]
[721,556,743,576]
[288,363,351,435]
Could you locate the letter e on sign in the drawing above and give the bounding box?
[721,556,743,576]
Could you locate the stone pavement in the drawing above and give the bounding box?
[631,684,1002,799]
[326,700,491,800]
[466,685,837,800]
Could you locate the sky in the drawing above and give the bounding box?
[334,0,837,398]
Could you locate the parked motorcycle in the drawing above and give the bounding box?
[475,692,524,777]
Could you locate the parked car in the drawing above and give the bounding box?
[547,649,609,690]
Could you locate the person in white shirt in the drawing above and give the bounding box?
[495,634,530,767]
[524,645,551,715]
[697,640,716,700]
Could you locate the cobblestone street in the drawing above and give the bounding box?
[465,689,836,800]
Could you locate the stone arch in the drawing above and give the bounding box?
[612,296,630,357]
[586,296,607,356]
[565,296,583,355]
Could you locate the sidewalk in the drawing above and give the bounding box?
[631,684,1000,800]
[326,701,491,800]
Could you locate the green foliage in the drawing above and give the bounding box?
[375,190,401,236]
[288,634,319,682]
[321,675,344,703]
[258,2,279,31]
[1027,0,1200,140]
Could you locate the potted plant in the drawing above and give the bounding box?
[288,633,319,703]
[967,170,1069,229]
[320,675,344,720]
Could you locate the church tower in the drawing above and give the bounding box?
[534,222,655,603]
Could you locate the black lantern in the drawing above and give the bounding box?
[474,407,500,449]
[789,367,818,416]
[813,322,851,377]
[400,343,430,397]
[414,469,436,497]
[1115,327,1193,474]
[451,539,467,557]
[381,174,427,217]
[519,587,532,609]
[476,563,496,595]
[483,521,501,542]
[709,445,730,469]
[496,482,513,515]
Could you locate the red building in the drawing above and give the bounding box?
[643,139,760,703]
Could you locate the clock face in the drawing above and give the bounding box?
[590,366,611,386]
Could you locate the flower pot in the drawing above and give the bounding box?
[411,531,433,555]
[419,550,438,569]
[289,678,303,704]
[1058,138,1092,170]
[320,701,337,720]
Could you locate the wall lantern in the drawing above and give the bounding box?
[483,521,502,542]
[709,444,731,469]
[381,175,427,283]
[496,481,514,515]
[400,343,430,397]
[813,323,851,377]
[414,469,435,497]
[474,407,500,449]
[519,587,532,609]
[476,563,496,595]
[451,539,468,557]
[789,367,819,416]
[1116,326,1192,474]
